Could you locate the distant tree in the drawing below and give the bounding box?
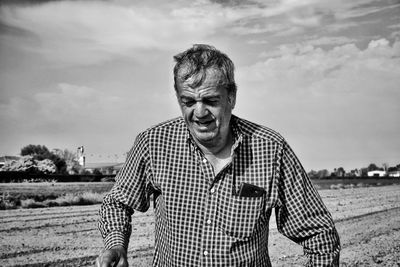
[308,170,318,179]
[1,155,56,174]
[49,154,67,174]
[316,169,329,179]
[360,168,368,176]
[1,156,36,173]
[367,163,379,172]
[21,145,50,160]
[92,169,102,175]
[349,169,360,177]
[35,159,57,174]
[52,148,81,174]
[20,144,67,174]
[336,167,345,177]
[387,166,397,172]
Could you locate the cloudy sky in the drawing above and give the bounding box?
[1,0,399,171]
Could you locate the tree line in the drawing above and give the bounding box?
[2,144,399,178]
[1,144,82,174]
[308,163,400,179]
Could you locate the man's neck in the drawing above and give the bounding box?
[196,130,233,159]
[200,132,233,175]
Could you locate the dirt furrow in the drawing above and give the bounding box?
[0,205,99,217]
[269,205,400,266]
[0,217,98,232]
[0,210,98,222]
[0,221,97,233]
[0,205,150,224]
[9,247,155,267]
[0,213,98,226]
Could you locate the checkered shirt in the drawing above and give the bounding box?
[98,115,340,266]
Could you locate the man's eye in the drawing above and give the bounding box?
[204,99,219,105]
[182,100,195,106]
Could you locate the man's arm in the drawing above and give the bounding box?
[97,132,154,258]
[275,141,340,266]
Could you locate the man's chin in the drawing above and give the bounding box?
[193,131,217,144]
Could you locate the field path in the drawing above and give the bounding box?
[0,185,399,266]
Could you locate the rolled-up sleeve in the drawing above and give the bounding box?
[98,131,154,250]
[275,141,340,266]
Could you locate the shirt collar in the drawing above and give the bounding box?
[230,115,243,152]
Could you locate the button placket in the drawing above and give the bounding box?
[199,174,220,266]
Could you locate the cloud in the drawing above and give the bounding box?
[285,4,335,27]
[304,36,356,46]
[229,23,287,35]
[34,83,124,124]
[255,36,355,54]
[0,83,125,133]
[234,38,400,169]
[0,1,227,65]
[336,0,400,20]
[240,38,400,83]
[240,38,400,135]
[1,0,382,67]
[3,0,290,65]
[388,23,400,29]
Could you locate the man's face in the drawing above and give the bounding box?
[176,71,236,148]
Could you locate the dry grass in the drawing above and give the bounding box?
[0,182,113,210]
[1,179,399,209]
[19,191,105,209]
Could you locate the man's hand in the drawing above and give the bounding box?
[95,246,128,267]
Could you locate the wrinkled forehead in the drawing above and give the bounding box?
[176,66,228,89]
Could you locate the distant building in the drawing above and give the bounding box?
[84,162,124,175]
[367,170,387,177]
[388,170,400,177]
[77,146,85,167]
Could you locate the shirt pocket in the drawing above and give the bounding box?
[217,194,264,241]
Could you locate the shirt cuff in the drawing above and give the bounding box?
[104,231,130,250]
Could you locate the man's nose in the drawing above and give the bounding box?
[194,102,208,118]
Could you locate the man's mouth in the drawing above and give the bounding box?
[194,119,214,128]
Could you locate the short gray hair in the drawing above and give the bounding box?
[173,44,237,95]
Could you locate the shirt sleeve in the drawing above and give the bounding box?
[275,140,340,266]
[98,131,154,250]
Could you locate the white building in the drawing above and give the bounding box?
[388,170,400,177]
[367,170,387,177]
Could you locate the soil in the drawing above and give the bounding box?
[0,185,399,266]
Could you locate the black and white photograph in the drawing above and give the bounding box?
[1,0,399,266]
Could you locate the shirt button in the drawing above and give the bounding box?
[206,219,212,225]
[203,250,209,256]
[210,187,215,194]
[202,158,207,163]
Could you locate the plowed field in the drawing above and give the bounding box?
[1,185,399,266]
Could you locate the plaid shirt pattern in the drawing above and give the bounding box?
[98,115,340,266]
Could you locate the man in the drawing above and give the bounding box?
[97,44,340,266]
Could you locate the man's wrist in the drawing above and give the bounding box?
[104,231,129,250]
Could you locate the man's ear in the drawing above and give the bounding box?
[228,92,236,109]
[175,86,182,103]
